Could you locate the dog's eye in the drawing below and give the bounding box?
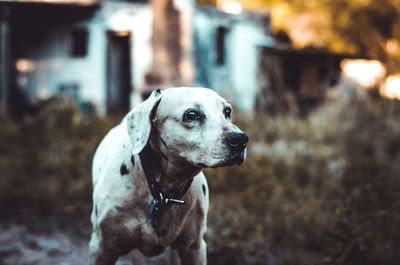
[183,109,202,122]
[224,107,232,119]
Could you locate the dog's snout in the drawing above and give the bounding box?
[226,132,249,152]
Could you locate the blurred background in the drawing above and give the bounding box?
[0,0,400,264]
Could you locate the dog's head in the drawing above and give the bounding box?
[127,87,248,169]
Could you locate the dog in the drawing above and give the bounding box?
[89,87,248,265]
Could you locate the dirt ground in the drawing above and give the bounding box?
[0,217,168,265]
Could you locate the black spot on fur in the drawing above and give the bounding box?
[156,88,161,94]
[95,205,98,217]
[202,184,206,196]
[120,164,129,175]
[131,155,135,166]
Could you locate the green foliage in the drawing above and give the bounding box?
[1,96,400,265]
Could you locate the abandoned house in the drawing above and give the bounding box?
[0,0,152,116]
[256,46,351,115]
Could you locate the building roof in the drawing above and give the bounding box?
[0,0,99,6]
[258,44,363,60]
[0,0,100,25]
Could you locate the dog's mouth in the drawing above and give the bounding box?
[216,153,245,168]
[196,152,245,169]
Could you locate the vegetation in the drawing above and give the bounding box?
[0,100,116,216]
[1,95,400,264]
[206,95,400,265]
[198,0,400,73]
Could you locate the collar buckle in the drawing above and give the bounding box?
[164,198,185,205]
[159,192,185,205]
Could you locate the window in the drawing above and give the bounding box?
[70,29,88,57]
[59,83,80,98]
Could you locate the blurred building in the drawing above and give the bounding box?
[192,3,272,112]
[192,1,357,114]
[256,46,349,115]
[0,0,151,116]
[0,0,364,117]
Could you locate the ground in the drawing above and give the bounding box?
[0,217,168,265]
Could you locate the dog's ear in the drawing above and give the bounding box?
[126,89,162,155]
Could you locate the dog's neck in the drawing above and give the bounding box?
[147,140,201,193]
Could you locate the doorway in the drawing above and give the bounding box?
[106,31,132,115]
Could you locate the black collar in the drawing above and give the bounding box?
[138,143,193,237]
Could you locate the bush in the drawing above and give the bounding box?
[0,99,116,216]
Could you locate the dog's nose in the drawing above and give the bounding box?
[226,132,249,152]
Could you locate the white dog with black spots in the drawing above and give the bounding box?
[89,87,248,265]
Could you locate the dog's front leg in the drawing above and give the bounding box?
[173,238,207,265]
[169,247,181,265]
[129,249,145,265]
[89,232,119,265]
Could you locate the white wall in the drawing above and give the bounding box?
[229,22,261,111]
[15,2,153,114]
[192,7,272,112]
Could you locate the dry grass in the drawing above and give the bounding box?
[1,96,399,265]
[205,96,400,265]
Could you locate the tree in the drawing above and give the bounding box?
[323,0,400,73]
[234,0,400,73]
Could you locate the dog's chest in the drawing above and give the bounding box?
[119,203,189,256]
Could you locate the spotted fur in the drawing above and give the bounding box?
[89,87,247,265]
